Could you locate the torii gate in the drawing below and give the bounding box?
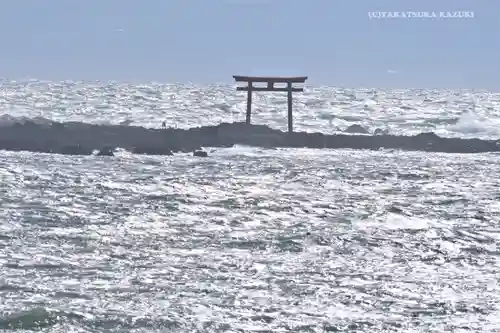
[233,75,308,133]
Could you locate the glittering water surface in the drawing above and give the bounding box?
[1,81,500,332]
[1,79,500,138]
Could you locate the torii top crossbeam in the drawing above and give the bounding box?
[233,76,308,83]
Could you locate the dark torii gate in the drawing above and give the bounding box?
[233,75,308,133]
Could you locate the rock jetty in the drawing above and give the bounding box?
[0,119,499,155]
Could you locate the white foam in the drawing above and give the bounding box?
[354,213,430,231]
[441,112,500,137]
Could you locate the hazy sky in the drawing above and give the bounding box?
[0,0,498,88]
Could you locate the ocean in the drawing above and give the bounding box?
[1,79,500,332]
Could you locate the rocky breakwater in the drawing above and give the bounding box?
[0,119,499,155]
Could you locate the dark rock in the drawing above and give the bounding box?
[374,128,389,135]
[285,132,325,148]
[193,150,208,157]
[21,120,40,128]
[51,122,65,130]
[416,132,441,139]
[0,120,499,155]
[97,147,115,156]
[344,124,369,134]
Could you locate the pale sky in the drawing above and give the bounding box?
[0,0,498,88]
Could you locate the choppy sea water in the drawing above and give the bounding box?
[1,79,500,138]
[1,80,500,332]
